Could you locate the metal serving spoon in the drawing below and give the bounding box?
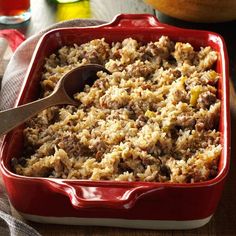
[0,64,110,136]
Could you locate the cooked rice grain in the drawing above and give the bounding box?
[13,36,221,183]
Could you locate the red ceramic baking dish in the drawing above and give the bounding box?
[0,14,230,229]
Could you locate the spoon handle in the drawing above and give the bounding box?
[0,94,61,136]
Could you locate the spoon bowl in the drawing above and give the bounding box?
[0,64,110,135]
[58,64,110,102]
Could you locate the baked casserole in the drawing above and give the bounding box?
[12,36,221,183]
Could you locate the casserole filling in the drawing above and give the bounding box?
[12,36,221,183]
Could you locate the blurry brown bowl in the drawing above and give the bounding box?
[144,0,236,23]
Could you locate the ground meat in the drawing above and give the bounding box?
[13,36,221,183]
[176,115,196,128]
[136,115,148,128]
[197,91,217,109]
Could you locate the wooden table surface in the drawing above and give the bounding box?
[1,0,236,235]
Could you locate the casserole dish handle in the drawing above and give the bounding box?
[47,179,162,209]
[97,13,178,29]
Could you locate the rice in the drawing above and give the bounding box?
[12,36,221,183]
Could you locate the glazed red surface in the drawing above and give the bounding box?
[0,14,230,221]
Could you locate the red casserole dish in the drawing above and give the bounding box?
[0,14,230,229]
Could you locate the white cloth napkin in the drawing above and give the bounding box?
[0,37,13,78]
[0,18,105,236]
